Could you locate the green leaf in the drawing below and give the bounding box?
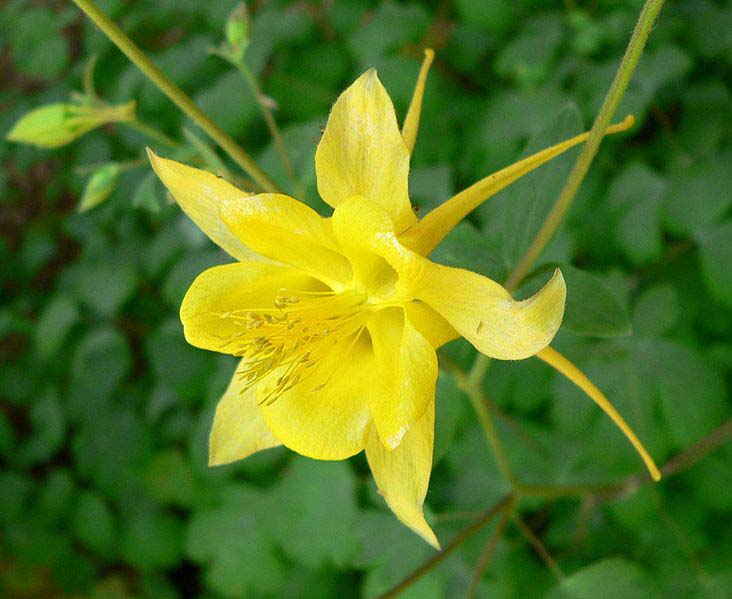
[73,490,118,558]
[409,164,454,214]
[270,458,358,568]
[482,103,582,269]
[0,410,15,458]
[687,446,732,511]
[663,152,732,236]
[631,284,680,338]
[346,3,429,69]
[8,7,71,80]
[72,409,152,498]
[607,162,665,265]
[143,450,198,508]
[194,72,257,138]
[0,471,33,526]
[637,340,726,447]
[562,265,631,337]
[494,15,564,85]
[37,469,75,524]
[434,371,466,465]
[33,293,79,361]
[132,172,164,214]
[353,511,439,598]
[69,327,131,418]
[122,506,184,570]
[66,258,138,316]
[145,319,210,399]
[18,390,65,466]
[546,558,655,599]
[696,219,732,306]
[186,485,284,596]
[431,222,506,281]
[524,264,631,337]
[78,164,121,212]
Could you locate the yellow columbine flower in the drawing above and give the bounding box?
[148,50,657,548]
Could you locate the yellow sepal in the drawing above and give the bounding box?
[537,346,661,481]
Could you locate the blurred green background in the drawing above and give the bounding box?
[1,0,731,597]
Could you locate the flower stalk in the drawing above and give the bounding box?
[71,0,281,193]
[505,0,667,291]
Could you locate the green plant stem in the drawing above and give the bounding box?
[463,0,667,505]
[466,510,511,598]
[71,0,281,193]
[456,370,517,487]
[505,0,666,292]
[513,515,565,581]
[376,495,515,599]
[124,120,180,148]
[232,58,301,196]
[377,421,732,597]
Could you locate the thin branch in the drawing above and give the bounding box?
[505,0,666,291]
[467,510,511,598]
[377,495,514,599]
[453,364,517,487]
[71,0,281,193]
[513,514,565,581]
[520,420,732,501]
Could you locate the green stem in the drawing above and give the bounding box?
[377,495,514,599]
[233,58,302,197]
[124,120,180,148]
[513,515,565,581]
[71,0,281,193]
[454,365,517,487]
[466,509,511,599]
[505,0,666,291]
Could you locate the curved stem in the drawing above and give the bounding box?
[505,0,666,291]
[71,0,281,193]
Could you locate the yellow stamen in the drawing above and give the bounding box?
[217,289,368,405]
[537,346,661,481]
[402,48,435,155]
[402,115,636,255]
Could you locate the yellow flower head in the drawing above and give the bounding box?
[148,50,643,548]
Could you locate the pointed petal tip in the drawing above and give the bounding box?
[389,500,440,549]
[423,528,441,551]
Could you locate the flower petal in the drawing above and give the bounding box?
[147,150,263,262]
[218,193,352,287]
[400,115,636,255]
[368,308,438,449]
[209,361,282,466]
[331,196,424,299]
[258,332,374,460]
[180,261,320,353]
[315,69,416,233]
[401,49,435,155]
[537,346,661,481]
[365,402,439,549]
[404,301,458,349]
[416,266,567,360]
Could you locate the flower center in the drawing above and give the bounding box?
[219,288,369,404]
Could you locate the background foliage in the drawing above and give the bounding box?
[1,0,731,597]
